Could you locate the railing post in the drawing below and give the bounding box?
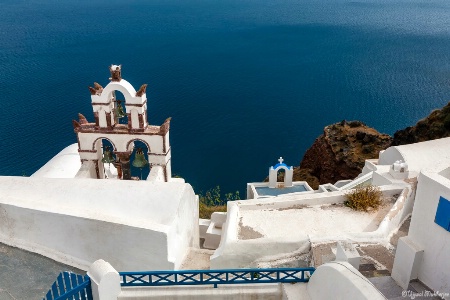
[87,259,121,300]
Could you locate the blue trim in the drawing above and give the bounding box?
[435,196,450,232]
[274,163,289,169]
[119,267,315,288]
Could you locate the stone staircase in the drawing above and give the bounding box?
[199,212,227,250]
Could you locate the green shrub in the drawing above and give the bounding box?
[344,185,382,212]
[198,186,240,219]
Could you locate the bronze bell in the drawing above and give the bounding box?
[132,148,148,168]
[102,146,115,164]
[115,100,126,119]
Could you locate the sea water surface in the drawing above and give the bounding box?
[1,0,450,196]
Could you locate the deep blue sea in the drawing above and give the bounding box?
[1,0,450,196]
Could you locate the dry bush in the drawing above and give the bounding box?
[344,185,382,212]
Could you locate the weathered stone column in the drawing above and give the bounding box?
[116,152,132,180]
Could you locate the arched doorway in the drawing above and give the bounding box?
[276,168,286,186]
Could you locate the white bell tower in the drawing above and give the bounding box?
[74,65,172,181]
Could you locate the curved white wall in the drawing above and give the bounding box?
[308,262,385,300]
[378,147,404,166]
[379,138,450,174]
[31,144,81,178]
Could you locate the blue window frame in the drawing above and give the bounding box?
[435,196,450,231]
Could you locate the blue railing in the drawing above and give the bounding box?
[120,267,315,288]
[43,272,93,300]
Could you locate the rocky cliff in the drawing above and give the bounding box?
[290,102,450,189]
[392,101,450,146]
[295,120,392,188]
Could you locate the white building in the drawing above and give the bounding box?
[75,64,172,181]
[0,66,199,272]
[389,141,450,295]
[210,139,450,300]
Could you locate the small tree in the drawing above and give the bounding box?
[344,185,382,212]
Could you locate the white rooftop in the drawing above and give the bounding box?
[379,137,450,172]
[238,202,394,242]
[0,176,192,227]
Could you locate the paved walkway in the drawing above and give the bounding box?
[0,241,444,300]
[0,243,83,300]
[369,276,441,300]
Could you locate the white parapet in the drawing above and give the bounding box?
[31,143,81,178]
[118,284,282,300]
[335,241,361,270]
[147,165,165,182]
[199,219,211,240]
[308,262,385,300]
[391,236,424,289]
[337,172,373,190]
[116,262,383,300]
[203,212,227,250]
[88,259,121,300]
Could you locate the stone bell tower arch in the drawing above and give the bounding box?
[74,65,172,181]
[89,65,148,131]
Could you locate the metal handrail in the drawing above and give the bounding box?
[120,267,315,288]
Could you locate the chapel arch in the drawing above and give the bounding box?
[269,157,294,188]
[276,167,287,183]
[92,137,117,152]
[126,138,151,153]
[111,90,129,126]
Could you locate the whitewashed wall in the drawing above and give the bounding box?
[167,192,199,268]
[0,177,198,271]
[0,202,171,271]
[308,262,385,300]
[402,167,450,297]
[378,147,404,166]
[31,144,81,178]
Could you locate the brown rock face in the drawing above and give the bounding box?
[290,102,450,189]
[299,120,392,185]
[392,101,450,146]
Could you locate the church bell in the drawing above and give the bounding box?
[101,146,115,164]
[132,148,148,168]
[115,100,126,119]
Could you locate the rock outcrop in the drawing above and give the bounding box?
[297,120,392,186]
[392,101,450,146]
[287,102,450,189]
